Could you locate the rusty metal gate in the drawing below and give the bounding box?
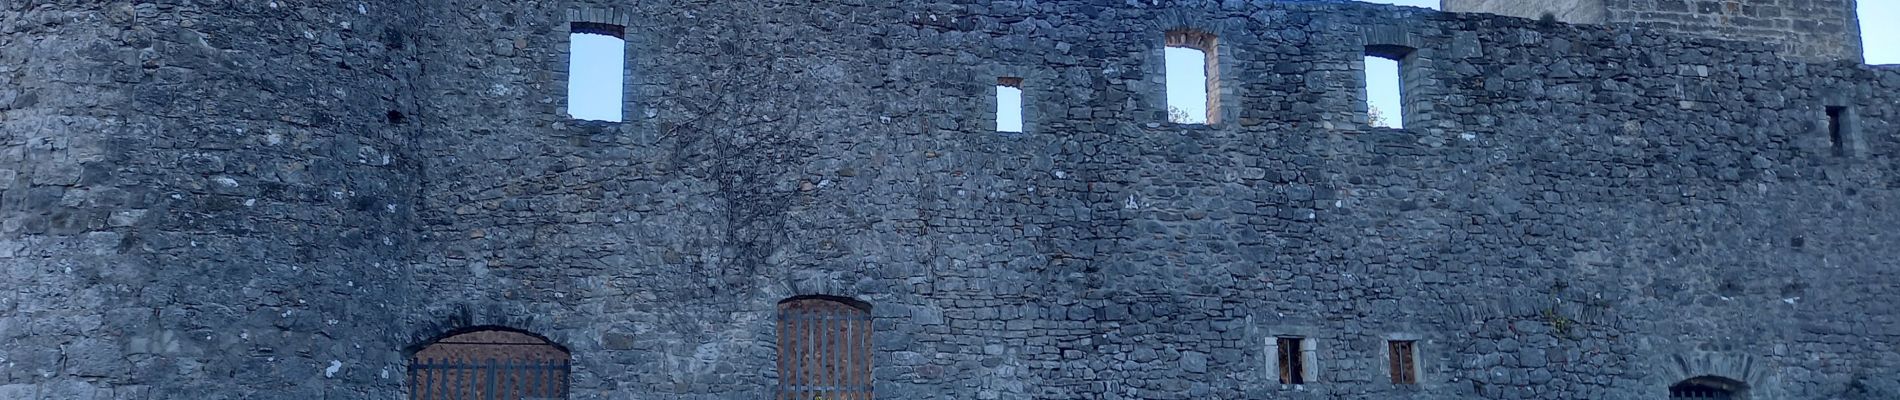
[409,328,572,400]
[776,297,874,400]
[409,358,570,400]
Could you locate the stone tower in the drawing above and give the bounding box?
[1443,0,1865,62]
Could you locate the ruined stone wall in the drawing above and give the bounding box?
[1607,0,1865,63]
[1,1,425,398]
[1443,0,1611,24]
[4,0,1899,399]
[403,0,1900,399]
[1446,0,1865,63]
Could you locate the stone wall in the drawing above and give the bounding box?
[1607,0,1865,63]
[1446,0,1865,63]
[4,1,1899,399]
[1443,0,1610,24]
[1,1,425,398]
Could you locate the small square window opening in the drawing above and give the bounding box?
[997,77,1024,133]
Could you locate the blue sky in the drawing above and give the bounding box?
[568,2,1897,126]
[997,85,1024,131]
[568,33,625,122]
[1864,1,1900,64]
[1165,47,1211,123]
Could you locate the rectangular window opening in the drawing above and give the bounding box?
[1276,337,1305,384]
[1364,45,1415,129]
[1389,340,1417,385]
[997,77,1024,133]
[1826,106,1847,156]
[568,22,626,122]
[1364,55,1404,129]
[1165,30,1218,125]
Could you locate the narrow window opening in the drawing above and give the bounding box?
[1826,106,1846,156]
[1276,337,1305,384]
[1364,45,1415,129]
[997,77,1024,133]
[1165,30,1219,124]
[568,22,625,122]
[1388,340,1417,384]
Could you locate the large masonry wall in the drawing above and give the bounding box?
[1606,0,1864,63]
[405,0,1900,399]
[3,0,1898,399]
[1447,0,1865,63]
[1443,0,1611,24]
[2,1,425,399]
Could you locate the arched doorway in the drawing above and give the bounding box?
[776,296,873,400]
[1670,376,1747,399]
[409,327,571,400]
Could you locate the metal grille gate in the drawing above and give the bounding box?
[777,298,873,400]
[409,358,570,400]
[410,329,571,400]
[1669,376,1742,400]
[1388,341,1416,385]
[1276,337,1305,384]
[1669,384,1733,400]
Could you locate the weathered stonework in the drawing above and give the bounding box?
[1442,0,1611,24]
[1446,0,1865,62]
[3,1,1898,399]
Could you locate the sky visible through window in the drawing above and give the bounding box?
[997,85,1024,132]
[1356,0,1437,127]
[568,32,624,122]
[1364,56,1403,128]
[1165,47,1209,124]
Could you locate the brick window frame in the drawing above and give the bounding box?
[555,8,642,123]
[1144,13,1240,127]
[978,64,1046,134]
[1164,29,1223,125]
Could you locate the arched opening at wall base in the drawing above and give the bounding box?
[1670,376,1748,399]
[408,326,573,400]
